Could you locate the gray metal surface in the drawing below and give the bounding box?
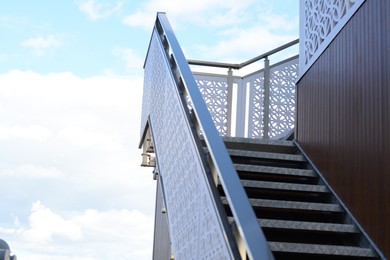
[228,217,358,233]
[234,164,316,178]
[259,219,357,233]
[268,242,376,257]
[152,177,172,260]
[240,180,329,193]
[143,24,232,259]
[228,149,305,162]
[141,13,273,260]
[221,197,342,212]
[247,198,343,212]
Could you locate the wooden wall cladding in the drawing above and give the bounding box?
[296,0,390,257]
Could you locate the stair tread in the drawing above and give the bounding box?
[268,242,376,257]
[227,217,358,233]
[235,164,316,177]
[259,219,358,233]
[247,198,343,212]
[241,180,329,193]
[223,136,294,146]
[228,149,305,162]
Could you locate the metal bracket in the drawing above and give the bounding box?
[141,128,156,167]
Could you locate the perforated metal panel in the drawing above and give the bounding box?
[300,0,365,75]
[142,29,233,259]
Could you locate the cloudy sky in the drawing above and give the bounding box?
[0,1,298,259]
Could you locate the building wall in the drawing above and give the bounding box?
[296,0,390,257]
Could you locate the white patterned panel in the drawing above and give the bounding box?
[300,0,365,75]
[142,30,232,259]
[269,58,298,139]
[246,71,265,138]
[194,75,228,136]
[245,57,298,139]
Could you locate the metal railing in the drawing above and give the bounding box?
[140,13,273,259]
[189,41,299,140]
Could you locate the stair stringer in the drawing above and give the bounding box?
[294,140,386,259]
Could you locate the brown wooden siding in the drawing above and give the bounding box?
[296,0,390,257]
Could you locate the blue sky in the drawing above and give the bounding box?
[0,1,298,259]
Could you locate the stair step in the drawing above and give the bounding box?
[223,136,296,154]
[228,149,305,162]
[247,198,343,212]
[241,180,329,193]
[259,219,358,233]
[235,164,316,178]
[227,217,357,233]
[268,242,376,257]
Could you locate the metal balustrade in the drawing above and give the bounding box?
[140,13,273,259]
[189,42,299,140]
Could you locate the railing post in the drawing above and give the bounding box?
[263,56,270,139]
[226,68,234,136]
[235,79,246,138]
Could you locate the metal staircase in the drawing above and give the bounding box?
[140,13,386,259]
[218,137,381,259]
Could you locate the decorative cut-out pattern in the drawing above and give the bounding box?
[142,30,231,259]
[302,0,365,70]
[194,57,298,139]
[268,60,298,139]
[246,72,265,138]
[195,75,228,136]
[246,59,298,139]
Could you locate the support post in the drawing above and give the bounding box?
[263,57,270,139]
[226,68,234,136]
[235,79,246,137]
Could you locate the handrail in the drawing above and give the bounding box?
[188,38,298,70]
[153,13,273,259]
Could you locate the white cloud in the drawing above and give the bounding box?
[122,0,298,71]
[22,201,82,243]
[57,126,121,150]
[113,47,144,72]
[122,10,154,29]
[21,35,64,56]
[122,0,256,29]
[22,36,62,49]
[0,125,52,141]
[0,70,156,259]
[76,0,123,20]
[0,15,30,31]
[194,24,298,62]
[0,201,153,259]
[0,163,63,179]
